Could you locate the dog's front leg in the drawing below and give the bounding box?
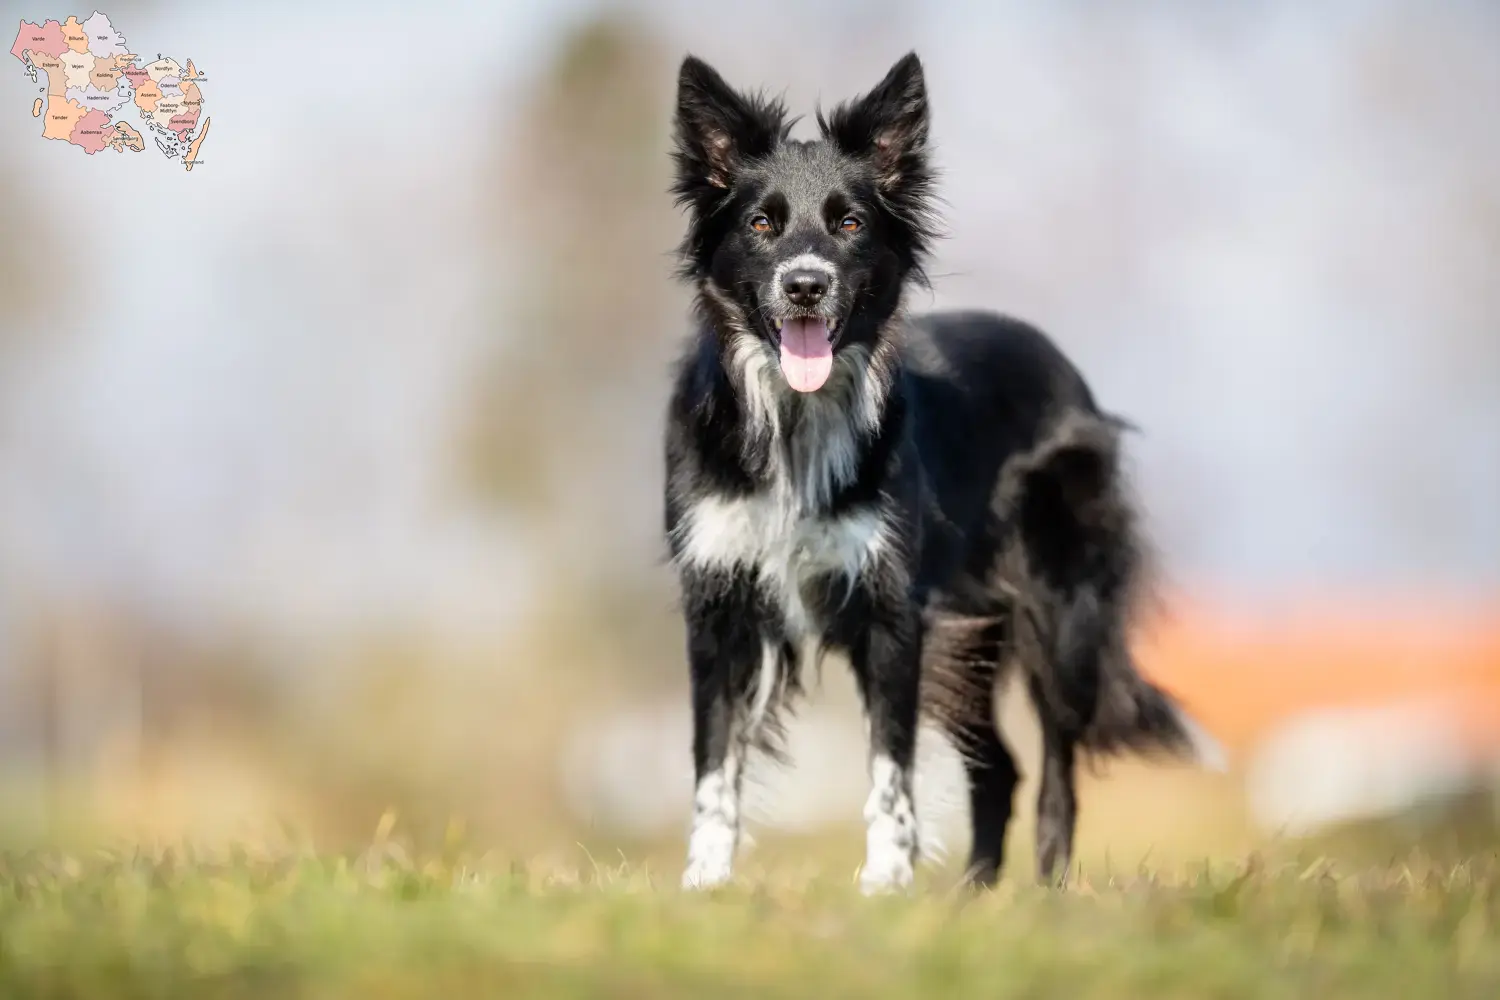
[680,581,765,890]
[850,607,923,894]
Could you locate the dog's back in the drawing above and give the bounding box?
[902,310,1098,566]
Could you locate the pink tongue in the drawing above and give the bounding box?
[779,317,833,392]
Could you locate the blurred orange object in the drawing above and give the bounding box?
[1133,592,1500,762]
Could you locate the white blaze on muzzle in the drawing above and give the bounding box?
[772,253,838,392]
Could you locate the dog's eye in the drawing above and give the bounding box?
[750,215,772,233]
[840,216,862,233]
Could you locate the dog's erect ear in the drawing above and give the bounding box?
[673,56,787,200]
[820,52,929,193]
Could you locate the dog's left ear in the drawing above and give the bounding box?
[821,52,929,193]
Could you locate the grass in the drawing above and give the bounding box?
[0,837,1496,999]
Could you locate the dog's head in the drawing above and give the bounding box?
[672,53,937,393]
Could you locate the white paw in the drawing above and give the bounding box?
[858,848,915,895]
[860,754,918,895]
[681,856,734,890]
[860,809,918,894]
[682,765,740,890]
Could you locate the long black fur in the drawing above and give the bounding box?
[663,52,1211,891]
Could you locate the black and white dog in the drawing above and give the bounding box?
[663,52,1219,893]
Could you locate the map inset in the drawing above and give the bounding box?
[11,12,210,171]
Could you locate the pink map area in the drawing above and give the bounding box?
[70,108,112,154]
[169,108,200,137]
[11,19,67,62]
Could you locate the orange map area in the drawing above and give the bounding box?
[11,12,208,170]
[108,120,144,153]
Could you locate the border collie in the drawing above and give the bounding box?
[663,52,1220,893]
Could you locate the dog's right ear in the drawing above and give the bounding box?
[672,56,786,204]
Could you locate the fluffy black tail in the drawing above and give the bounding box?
[993,411,1221,765]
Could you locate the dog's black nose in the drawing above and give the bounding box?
[782,269,829,308]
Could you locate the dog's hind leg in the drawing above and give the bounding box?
[1030,676,1079,886]
[921,596,1021,887]
[849,607,924,895]
[958,677,1020,888]
[937,628,1019,888]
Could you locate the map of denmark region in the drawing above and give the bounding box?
[26,48,67,95]
[151,90,186,131]
[82,11,128,58]
[90,55,125,90]
[185,117,210,172]
[108,122,144,152]
[11,20,68,62]
[42,97,86,141]
[67,85,126,116]
[134,76,161,112]
[16,14,210,172]
[70,109,112,154]
[59,48,93,89]
[59,16,90,54]
[181,79,204,119]
[144,56,179,83]
[169,90,200,137]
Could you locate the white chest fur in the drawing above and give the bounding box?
[676,492,891,639]
[675,333,898,639]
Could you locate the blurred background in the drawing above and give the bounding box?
[1,0,1497,875]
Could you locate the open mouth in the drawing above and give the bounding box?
[771,316,839,393]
